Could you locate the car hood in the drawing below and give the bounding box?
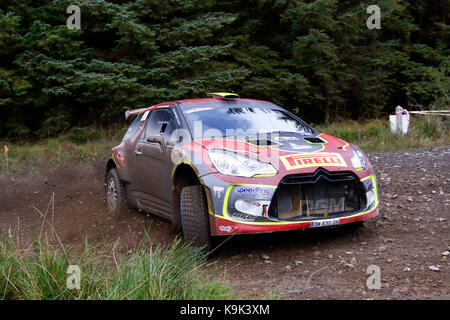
[193,132,352,160]
[179,132,371,181]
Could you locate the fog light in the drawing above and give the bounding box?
[234,199,269,216]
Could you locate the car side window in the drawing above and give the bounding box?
[122,113,143,141]
[144,109,178,145]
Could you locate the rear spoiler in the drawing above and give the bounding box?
[125,108,148,120]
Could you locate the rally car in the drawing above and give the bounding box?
[105,93,379,248]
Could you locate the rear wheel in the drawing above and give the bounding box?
[180,185,212,250]
[105,168,128,215]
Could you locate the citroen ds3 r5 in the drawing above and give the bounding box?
[105,93,379,249]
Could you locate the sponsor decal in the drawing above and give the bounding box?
[185,107,213,114]
[310,219,340,228]
[114,149,127,167]
[235,186,271,195]
[213,186,225,198]
[273,136,297,141]
[289,143,312,150]
[231,212,256,221]
[280,152,347,170]
[255,193,271,200]
[218,225,238,233]
[363,178,372,188]
[141,110,150,121]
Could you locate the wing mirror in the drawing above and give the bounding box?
[146,134,167,153]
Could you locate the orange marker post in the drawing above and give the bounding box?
[4,145,8,174]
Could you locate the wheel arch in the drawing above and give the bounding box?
[106,158,116,172]
[106,158,116,181]
[171,163,212,232]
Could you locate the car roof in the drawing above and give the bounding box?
[138,97,271,115]
[175,97,268,105]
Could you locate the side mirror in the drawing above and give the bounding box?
[146,134,167,153]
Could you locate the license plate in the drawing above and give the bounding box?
[310,219,340,228]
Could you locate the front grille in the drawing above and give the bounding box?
[269,169,366,221]
[281,168,356,185]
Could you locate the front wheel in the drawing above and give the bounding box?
[180,185,212,250]
[105,168,129,215]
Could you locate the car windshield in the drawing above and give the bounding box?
[183,102,315,138]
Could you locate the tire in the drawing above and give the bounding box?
[105,168,129,215]
[180,185,212,250]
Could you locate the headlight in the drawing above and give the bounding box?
[366,190,375,207]
[208,150,277,177]
[350,145,368,170]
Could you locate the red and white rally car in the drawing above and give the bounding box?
[106,93,379,249]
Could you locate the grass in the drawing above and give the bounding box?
[0,236,234,300]
[0,126,126,175]
[0,117,448,175]
[314,116,449,152]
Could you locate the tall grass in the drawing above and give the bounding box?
[0,126,127,174]
[315,116,449,152]
[0,236,233,300]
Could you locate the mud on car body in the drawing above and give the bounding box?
[105,93,379,249]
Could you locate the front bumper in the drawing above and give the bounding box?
[204,172,379,236]
[213,203,379,235]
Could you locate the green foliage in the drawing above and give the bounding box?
[37,111,70,138]
[0,236,233,300]
[0,0,448,138]
[68,126,101,144]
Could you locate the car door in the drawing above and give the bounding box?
[133,107,179,218]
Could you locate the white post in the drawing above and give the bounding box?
[395,106,403,134]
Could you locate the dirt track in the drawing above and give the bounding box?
[1,147,449,299]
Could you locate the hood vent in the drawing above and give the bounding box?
[246,139,277,146]
[303,136,326,144]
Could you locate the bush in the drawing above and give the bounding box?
[36,113,71,138]
[68,127,101,144]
